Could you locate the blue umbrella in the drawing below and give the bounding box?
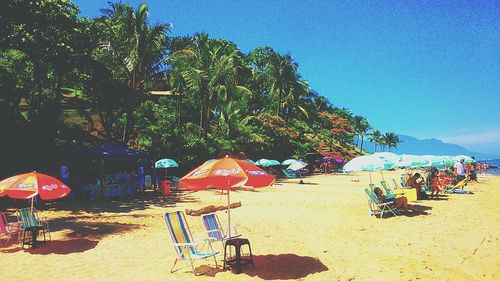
[256,159,281,167]
[155,159,179,168]
[245,159,257,165]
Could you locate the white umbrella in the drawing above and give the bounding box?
[396,154,430,168]
[287,161,307,171]
[453,155,475,163]
[343,155,396,183]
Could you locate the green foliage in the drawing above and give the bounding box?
[0,0,397,171]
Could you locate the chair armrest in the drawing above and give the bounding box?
[38,217,49,226]
[378,202,394,207]
[172,242,198,247]
[7,221,22,232]
[205,229,221,234]
[225,225,239,235]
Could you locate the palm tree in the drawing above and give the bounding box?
[383,132,401,151]
[248,47,304,119]
[353,116,371,152]
[98,2,171,142]
[168,33,249,136]
[282,78,309,122]
[368,130,383,152]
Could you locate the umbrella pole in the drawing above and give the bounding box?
[380,170,385,181]
[369,171,372,184]
[30,196,35,216]
[226,176,232,258]
[227,176,231,239]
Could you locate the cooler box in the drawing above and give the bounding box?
[160,180,171,196]
[394,188,417,202]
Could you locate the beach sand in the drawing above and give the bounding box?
[1,171,499,281]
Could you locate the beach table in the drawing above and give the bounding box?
[394,188,417,202]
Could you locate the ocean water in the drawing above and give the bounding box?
[478,159,500,176]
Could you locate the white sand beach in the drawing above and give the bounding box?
[1,171,499,280]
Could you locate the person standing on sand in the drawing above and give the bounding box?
[429,168,442,199]
[409,172,426,200]
[137,165,145,192]
[60,162,70,184]
[454,159,467,182]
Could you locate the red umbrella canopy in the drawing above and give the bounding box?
[0,172,71,200]
[180,156,275,191]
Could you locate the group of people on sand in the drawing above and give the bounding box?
[318,161,335,174]
[372,158,483,216]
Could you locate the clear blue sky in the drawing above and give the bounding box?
[73,0,500,157]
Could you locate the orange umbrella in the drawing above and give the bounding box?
[180,156,275,236]
[0,172,71,200]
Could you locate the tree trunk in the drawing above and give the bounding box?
[54,71,63,111]
[122,107,131,143]
[199,103,204,137]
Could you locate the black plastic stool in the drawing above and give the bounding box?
[223,238,254,273]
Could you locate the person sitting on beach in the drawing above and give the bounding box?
[468,163,477,182]
[409,172,426,200]
[405,172,412,186]
[373,187,427,214]
[438,170,452,185]
[429,168,442,199]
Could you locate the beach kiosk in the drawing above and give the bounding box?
[80,141,148,199]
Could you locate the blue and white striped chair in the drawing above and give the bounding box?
[201,212,240,247]
[164,211,219,275]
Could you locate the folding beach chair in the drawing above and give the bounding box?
[364,189,400,218]
[0,212,21,242]
[201,213,240,247]
[444,178,471,194]
[380,181,396,199]
[368,183,377,193]
[164,211,219,276]
[392,178,402,189]
[281,169,296,178]
[169,176,181,189]
[16,208,50,247]
[400,175,408,187]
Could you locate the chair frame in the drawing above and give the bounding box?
[164,211,219,276]
[444,178,468,193]
[16,207,51,247]
[281,169,297,178]
[392,178,402,189]
[0,212,21,242]
[364,188,400,218]
[380,181,396,199]
[201,212,241,247]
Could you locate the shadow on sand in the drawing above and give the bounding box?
[204,254,328,279]
[1,238,98,255]
[379,204,433,218]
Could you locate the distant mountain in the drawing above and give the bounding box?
[363,134,492,160]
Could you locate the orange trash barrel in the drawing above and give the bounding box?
[160,180,171,196]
